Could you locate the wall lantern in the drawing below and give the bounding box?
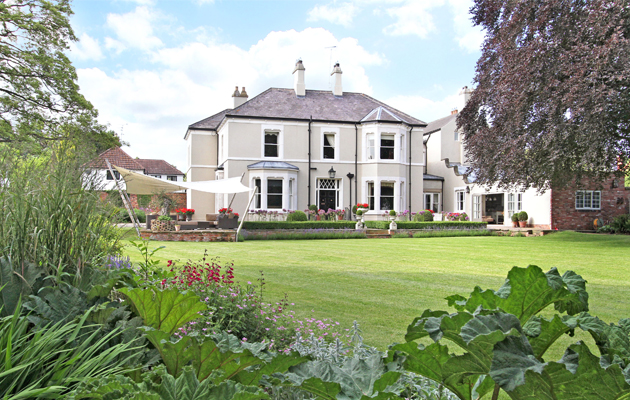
[466,186,470,194]
[328,166,336,179]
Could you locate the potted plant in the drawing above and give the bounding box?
[511,213,519,227]
[151,214,174,232]
[356,203,369,213]
[388,210,397,231]
[175,208,186,221]
[388,209,397,221]
[185,208,195,221]
[218,208,239,229]
[355,209,364,229]
[518,211,528,228]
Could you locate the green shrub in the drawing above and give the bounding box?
[286,210,308,222]
[413,210,434,222]
[511,213,519,222]
[389,210,396,217]
[242,221,357,230]
[242,229,366,241]
[365,221,487,230]
[156,215,171,221]
[518,211,529,221]
[0,147,122,279]
[412,230,494,238]
[610,214,630,233]
[309,204,318,211]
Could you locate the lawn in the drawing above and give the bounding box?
[123,231,630,360]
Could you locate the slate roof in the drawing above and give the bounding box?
[424,113,457,135]
[188,88,427,132]
[88,147,144,171]
[247,161,299,170]
[423,174,445,181]
[136,159,184,176]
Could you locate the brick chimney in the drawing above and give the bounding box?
[451,109,458,115]
[293,60,305,97]
[331,62,342,97]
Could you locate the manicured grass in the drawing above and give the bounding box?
[123,231,630,360]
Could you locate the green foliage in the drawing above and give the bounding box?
[71,365,271,400]
[243,221,357,230]
[366,221,487,230]
[0,304,139,399]
[517,211,528,221]
[414,211,435,222]
[157,215,171,222]
[286,210,308,222]
[356,209,363,216]
[0,1,119,151]
[389,210,397,216]
[242,230,367,241]
[309,205,318,211]
[128,239,165,280]
[511,213,519,222]
[0,257,46,317]
[390,265,630,399]
[0,149,123,280]
[412,230,495,238]
[610,214,630,233]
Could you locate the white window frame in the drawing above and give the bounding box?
[472,195,481,219]
[261,125,283,159]
[288,179,295,210]
[575,190,601,210]
[366,133,375,161]
[379,133,395,161]
[455,190,465,212]
[266,179,283,209]
[321,128,339,161]
[250,170,297,210]
[400,133,406,163]
[379,181,395,211]
[367,181,375,210]
[424,193,440,213]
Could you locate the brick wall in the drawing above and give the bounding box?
[551,177,629,230]
[139,230,234,242]
[99,192,187,211]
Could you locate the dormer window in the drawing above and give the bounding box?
[264,132,278,157]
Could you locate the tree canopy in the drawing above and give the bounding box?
[458,0,630,189]
[0,0,120,154]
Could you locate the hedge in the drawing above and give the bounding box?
[242,221,357,230]
[241,220,487,230]
[365,221,488,230]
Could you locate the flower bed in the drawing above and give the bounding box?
[242,220,487,230]
[365,221,487,230]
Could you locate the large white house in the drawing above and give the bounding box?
[185,60,428,219]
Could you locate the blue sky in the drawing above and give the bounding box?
[68,0,484,172]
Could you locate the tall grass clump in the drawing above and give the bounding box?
[0,146,122,280]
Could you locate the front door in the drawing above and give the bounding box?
[319,190,336,211]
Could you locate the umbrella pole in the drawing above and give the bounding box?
[106,159,141,237]
[235,186,257,242]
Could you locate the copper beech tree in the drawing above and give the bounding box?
[458,0,630,190]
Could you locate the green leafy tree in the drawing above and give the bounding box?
[0,0,119,153]
[458,0,630,189]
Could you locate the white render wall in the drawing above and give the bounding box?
[188,118,425,219]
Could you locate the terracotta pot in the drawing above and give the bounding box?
[175,225,181,231]
[518,220,527,228]
[316,215,321,221]
[512,221,518,228]
[338,215,343,220]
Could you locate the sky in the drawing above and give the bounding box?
[68,0,485,173]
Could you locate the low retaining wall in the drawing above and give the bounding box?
[139,229,235,242]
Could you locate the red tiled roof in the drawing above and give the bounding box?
[87,147,145,171]
[136,159,183,175]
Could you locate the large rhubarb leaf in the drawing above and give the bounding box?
[282,354,401,399]
[446,266,588,324]
[491,339,630,399]
[119,287,206,335]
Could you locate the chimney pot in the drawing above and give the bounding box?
[451,109,458,115]
[232,85,247,108]
[293,60,306,97]
[331,62,343,97]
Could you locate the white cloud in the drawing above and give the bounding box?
[448,0,484,53]
[105,6,163,53]
[307,2,359,27]
[386,89,464,123]
[382,0,444,38]
[70,33,104,61]
[78,28,385,171]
